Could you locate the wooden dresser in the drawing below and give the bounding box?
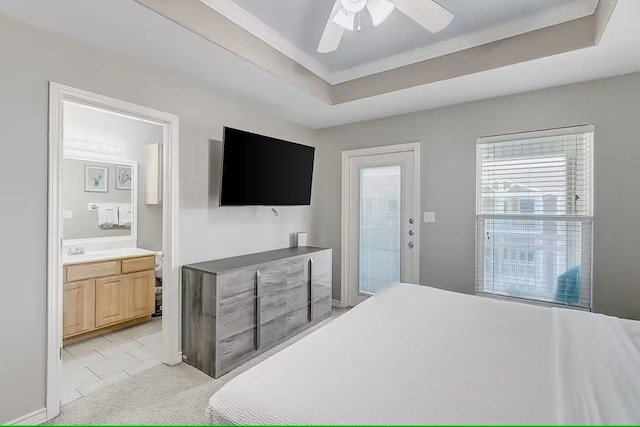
[182,247,332,378]
[63,254,156,344]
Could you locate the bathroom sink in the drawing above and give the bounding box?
[64,251,104,258]
[62,251,108,264]
[62,248,156,265]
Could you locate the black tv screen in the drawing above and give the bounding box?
[220,127,315,206]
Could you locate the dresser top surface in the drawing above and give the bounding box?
[184,246,330,274]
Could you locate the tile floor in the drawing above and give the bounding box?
[61,317,163,406]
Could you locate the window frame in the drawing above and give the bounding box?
[475,124,594,310]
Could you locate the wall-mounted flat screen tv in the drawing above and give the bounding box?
[220,127,315,206]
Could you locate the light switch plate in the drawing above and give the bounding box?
[63,210,73,219]
[424,212,436,223]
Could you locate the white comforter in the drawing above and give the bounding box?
[206,284,640,424]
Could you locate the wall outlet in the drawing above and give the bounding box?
[63,210,73,219]
[424,212,436,223]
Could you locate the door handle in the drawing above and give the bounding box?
[255,270,261,350]
[308,258,314,322]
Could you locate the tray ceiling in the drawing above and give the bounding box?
[204,0,599,83]
[1,0,634,129]
[231,0,584,72]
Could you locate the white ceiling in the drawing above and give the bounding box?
[230,0,582,72]
[1,0,640,129]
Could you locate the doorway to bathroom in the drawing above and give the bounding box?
[46,83,180,421]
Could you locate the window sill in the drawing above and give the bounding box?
[476,292,591,312]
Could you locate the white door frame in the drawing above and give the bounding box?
[47,83,181,421]
[340,142,421,307]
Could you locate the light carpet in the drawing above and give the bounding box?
[50,309,346,424]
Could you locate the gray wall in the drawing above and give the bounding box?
[63,103,165,250]
[0,15,315,423]
[62,159,131,239]
[314,72,640,321]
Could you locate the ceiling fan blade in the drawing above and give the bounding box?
[317,22,345,53]
[332,8,355,31]
[317,1,345,53]
[367,0,395,26]
[394,0,454,33]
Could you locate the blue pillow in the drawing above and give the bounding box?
[555,266,581,304]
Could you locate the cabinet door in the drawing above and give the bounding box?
[95,276,126,328]
[63,279,96,337]
[125,270,156,319]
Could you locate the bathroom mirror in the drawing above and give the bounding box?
[62,157,137,242]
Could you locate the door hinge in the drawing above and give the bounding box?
[60,347,63,360]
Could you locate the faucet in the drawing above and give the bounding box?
[66,246,85,256]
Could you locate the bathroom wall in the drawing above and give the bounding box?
[63,102,164,251]
[62,159,132,239]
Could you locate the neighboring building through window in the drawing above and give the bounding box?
[476,125,593,309]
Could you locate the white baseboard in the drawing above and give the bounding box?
[166,351,182,366]
[7,408,46,425]
[331,299,344,308]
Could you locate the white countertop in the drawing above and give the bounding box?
[63,248,157,265]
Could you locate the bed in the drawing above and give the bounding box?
[206,283,640,424]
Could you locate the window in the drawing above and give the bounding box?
[476,125,593,309]
[519,198,536,214]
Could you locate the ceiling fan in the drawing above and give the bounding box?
[317,0,454,53]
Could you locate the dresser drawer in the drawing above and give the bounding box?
[312,295,331,320]
[286,304,309,334]
[65,260,121,283]
[257,261,287,294]
[287,258,306,285]
[121,256,155,274]
[219,268,258,306]
[219,328,256,374]
[312,281,332,302]
[219,297,256,341]
[287,281,309,312]
[310,250,332,278]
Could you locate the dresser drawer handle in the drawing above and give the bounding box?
[255,270,261,350]
[308,258,313,322]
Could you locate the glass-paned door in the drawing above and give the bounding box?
[348,149,418,305]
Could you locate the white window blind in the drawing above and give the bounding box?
[359,166,401,295]
[476,125,593,309]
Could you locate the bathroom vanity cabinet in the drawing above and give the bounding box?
[63,254,156,344]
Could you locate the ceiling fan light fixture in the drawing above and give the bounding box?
[340,0,368,13]
[367,0,395,26]
[332,8,355,31]
[318,0,455,53]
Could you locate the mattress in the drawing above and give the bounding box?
[206,284,640,424]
